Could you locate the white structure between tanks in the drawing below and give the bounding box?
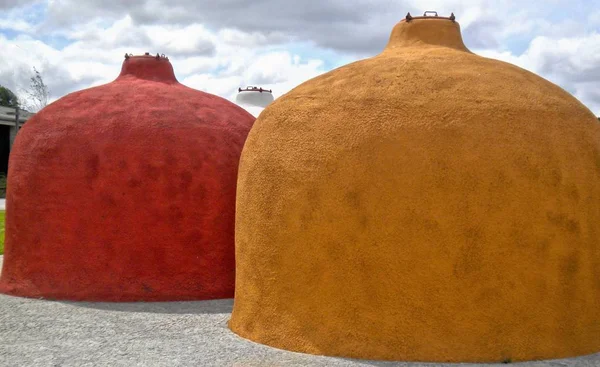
[236,86,274,117]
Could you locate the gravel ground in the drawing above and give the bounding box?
[0,256,599,367]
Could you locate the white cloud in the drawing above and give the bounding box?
[0,0,38,10]
[181,50,326,107]
[0,13,327,112]
[0,0,599,116]
[0,18,33,32]
[477,32,600,114]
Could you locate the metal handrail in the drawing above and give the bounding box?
[238,86,272,93]
[405,11,456,22]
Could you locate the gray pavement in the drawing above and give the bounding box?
[0,255,599,367]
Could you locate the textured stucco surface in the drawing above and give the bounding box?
[0,55,255,301]
[230,18,600,363]
[1,256,599,367]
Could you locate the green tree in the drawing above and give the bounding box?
[0,85,19,108]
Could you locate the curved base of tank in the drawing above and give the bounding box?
[0,278,234,302]
[227,319,600,363]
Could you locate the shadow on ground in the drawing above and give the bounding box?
[328,353,600,367]
[59,298,234,315]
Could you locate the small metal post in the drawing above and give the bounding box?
[15,106,20,134]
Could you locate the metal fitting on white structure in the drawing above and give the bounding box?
[236,86,275,111]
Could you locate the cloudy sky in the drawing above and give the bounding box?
[0,0,599,116]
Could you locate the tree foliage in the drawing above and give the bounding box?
[0,85,19,108]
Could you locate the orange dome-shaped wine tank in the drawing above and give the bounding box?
[0,53,255,302]
[229,13,600,363]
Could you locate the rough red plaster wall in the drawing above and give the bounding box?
[0,55,255,301]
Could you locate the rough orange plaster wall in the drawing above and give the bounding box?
[229,18,600,362]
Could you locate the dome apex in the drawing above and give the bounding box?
[384,12,469,52]
[117,52,178,83]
